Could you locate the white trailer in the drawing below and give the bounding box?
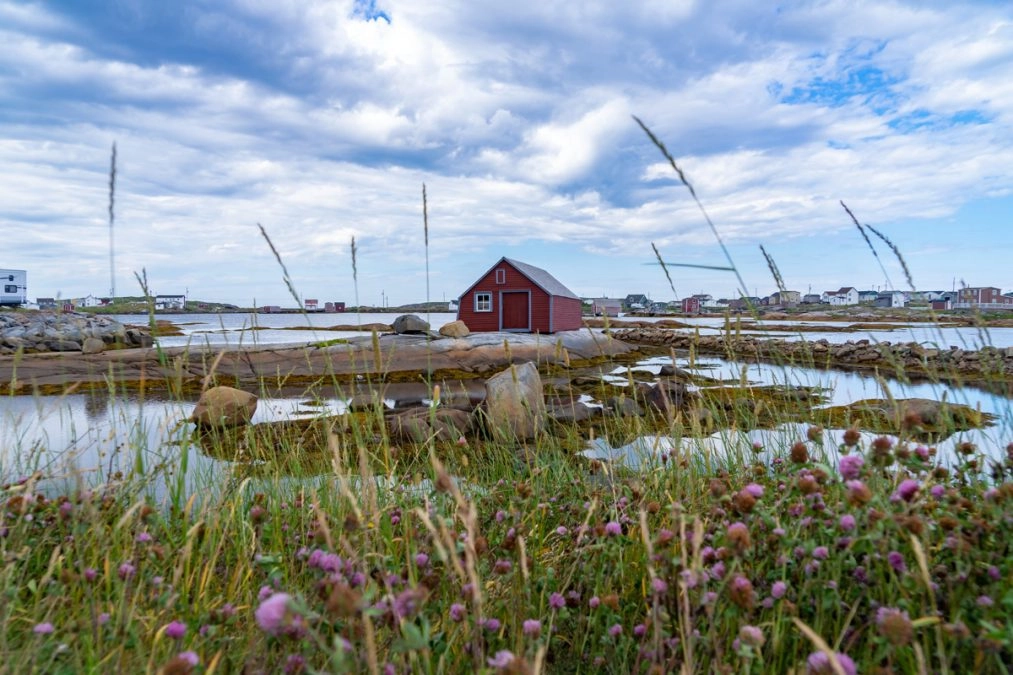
[0,269,27,306]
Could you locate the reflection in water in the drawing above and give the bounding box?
[582,423,1004,473]
[83,392,110,423]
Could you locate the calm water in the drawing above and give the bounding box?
[2,312,1010,497]
[113,312,460,348]
[633,315,1013,349]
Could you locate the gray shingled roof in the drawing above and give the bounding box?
[504,258,579,299]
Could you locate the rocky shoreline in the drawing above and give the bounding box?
[0,310,153,354]
[612,327,1013,390]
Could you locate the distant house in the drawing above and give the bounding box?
[857,290,879,304]
[592,298,622,317]
[155,294,186,310]
[324,302,346,313]
[823,287,859,306]
[728,297,761,311]
[931,298,953,311]
[260,305,282,313]
[876,291,906,308]
[76,294,103,308]
[767,290,801,306]
[681,297,701,314]
[36,297,57,310]
[802,293,823,305]
[624,293,650,310]
[304,299,320,312]
[954,286,1013,309]
[457,257,582,333]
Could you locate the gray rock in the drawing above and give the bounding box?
[392,314,430,334]
[547,401,601,423]
[45,340,83,352]
[639,380,689,414]
[482,361,545,441]
[82,337,106,354]
[387,407,473,443]
[604,396,643,418]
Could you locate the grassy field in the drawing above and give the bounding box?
[2,374,1010,674]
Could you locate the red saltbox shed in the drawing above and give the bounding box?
[457,257,583,333]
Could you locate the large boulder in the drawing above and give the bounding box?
[392,314,430,334]
[438,320,470,338]
[191,386,258,428]
[482,362,546,441]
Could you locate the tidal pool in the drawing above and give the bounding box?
[2,352,1009,498]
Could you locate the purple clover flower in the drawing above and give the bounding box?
[806,651,856,675]
[255,592,292,635]
[838,454,864,480]
[892,479,920,502]
[888,551,907,574]
[164,620,186,640]
[488,651,515,668]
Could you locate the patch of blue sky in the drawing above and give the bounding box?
[778,38,905,113]
[353,0,390,24]
[781,64,902,110]
[888,109,991,133]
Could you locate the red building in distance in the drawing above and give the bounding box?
[456,257,582,333]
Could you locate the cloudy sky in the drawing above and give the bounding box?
[2,0,1011,307]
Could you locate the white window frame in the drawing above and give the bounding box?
[495,269,506,284]
[474,292,492,312]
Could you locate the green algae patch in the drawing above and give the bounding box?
[811,397,995,442]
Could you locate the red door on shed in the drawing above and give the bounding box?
[501,292,529,330]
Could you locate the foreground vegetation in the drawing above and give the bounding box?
[2,400,1011,674]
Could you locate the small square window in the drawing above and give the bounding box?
[474,292,492,312]
[4,285,16,293]
[495,269,506,284]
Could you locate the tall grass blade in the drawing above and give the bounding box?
[651,242,678,300]
[840,200,893,290]
[108,142,117,299]
[633,115,750,300]
[865,223,915,291]
[759,244,787,293]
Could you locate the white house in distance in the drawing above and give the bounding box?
[823,287,859,306]
[155,294,186,310]
[75,294,105,308]
[1,268,27,306]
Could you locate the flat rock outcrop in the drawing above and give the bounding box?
[0,329,636,393]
